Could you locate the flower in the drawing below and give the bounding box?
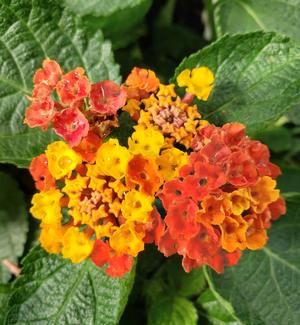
[121,190,153,223]
[24,99,55,131]
[30,189,63,224]
[125,67,159,99]
[39,223,65,254]
[90,80,127,115]
[105,254,133,277]
[156,122,285,273]
[176,67,214,100]
[29,154,56,191]
[96,139,131,179]
[46,141,82,179]
[109,222,145,256]
[250,176,279,213]
[156,148,188,181]
[62,227,94,263]
[53,107,89,147]
[73,131,102,163]
[33,59,62,88]
[56,67,90,105]
[126,155,161,196]
[90,240,111,267]
[220,215,248,252]
[128,127,164,157]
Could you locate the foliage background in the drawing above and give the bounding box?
[1,0,300,324]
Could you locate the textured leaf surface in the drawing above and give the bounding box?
[5,246,135,325]
[64,0,152,49]
[0,0,120,168]
[210,199,300,325]
[197,288,242,325]
[0,172,28,283]
[174,32,300,133]
[0,284,10,323]
[147,296,198,325]
[213,0,300,42]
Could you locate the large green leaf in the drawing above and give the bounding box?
[0,0,120,168]
[4,246,135,325]
[209,199,300,324]
[0,172,28,283]
[64,0,152,49]
[173,32,300,133]
[147,296,198,325]
[0,284,10,324]
[213,0,300,43]
[197,288,243,325]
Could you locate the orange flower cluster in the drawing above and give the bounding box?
[26,60,286,277]
[157,123,286,272]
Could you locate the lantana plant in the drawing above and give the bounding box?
[24,59,285,279]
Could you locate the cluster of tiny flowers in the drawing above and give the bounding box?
[157,123,286,272]
[24,59,126,146]
[122,67,212,148]
[25,59,285,277]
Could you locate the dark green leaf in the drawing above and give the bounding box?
[277,166,300,193]
[173,32,300,133]
[209,199,300,324]
[5,246,135,325]
[254,126,293,153]
[0,0,120,168]
[0,172,28,283]
[109,112,135,147]
[0,284,10,324]
[213,0,300,43]
[165,257,206,298]
[197,288,243,325]
[64,0,152,49]
[147,296,198,325]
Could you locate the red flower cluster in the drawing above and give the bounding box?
[24,59,126,146]
[157,123,286,273]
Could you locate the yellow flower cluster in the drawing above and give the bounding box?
[30,126,187,263]
[123,67,213,149]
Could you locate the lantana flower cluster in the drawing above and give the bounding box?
[25,59,285,277]
[157,123,285,272]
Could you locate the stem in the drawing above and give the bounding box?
[2,259,21,276]
[204,0,217,40]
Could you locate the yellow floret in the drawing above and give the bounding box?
[121,190,153,223]
[128,127,164,157]
[96,139,131,180]
[61,227,94,263]
[46,141,82,179]
[30,189,63,224]
[109,222,145,256]
[176,67,214,101]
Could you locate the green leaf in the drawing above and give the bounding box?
[64,0,152,49]
[0,284,10,324]
[0,0,120,168]
[197,288,242,325]
[5,245,135,325]
[277,166,300,193]
[0,172,28,283]
[165,256,206,298]
[147,296,198,325]
[209,199,300,324]
[254,126,293,153]
[109,112,135,147]
[213,0,300,43]
[173,32,300,133]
